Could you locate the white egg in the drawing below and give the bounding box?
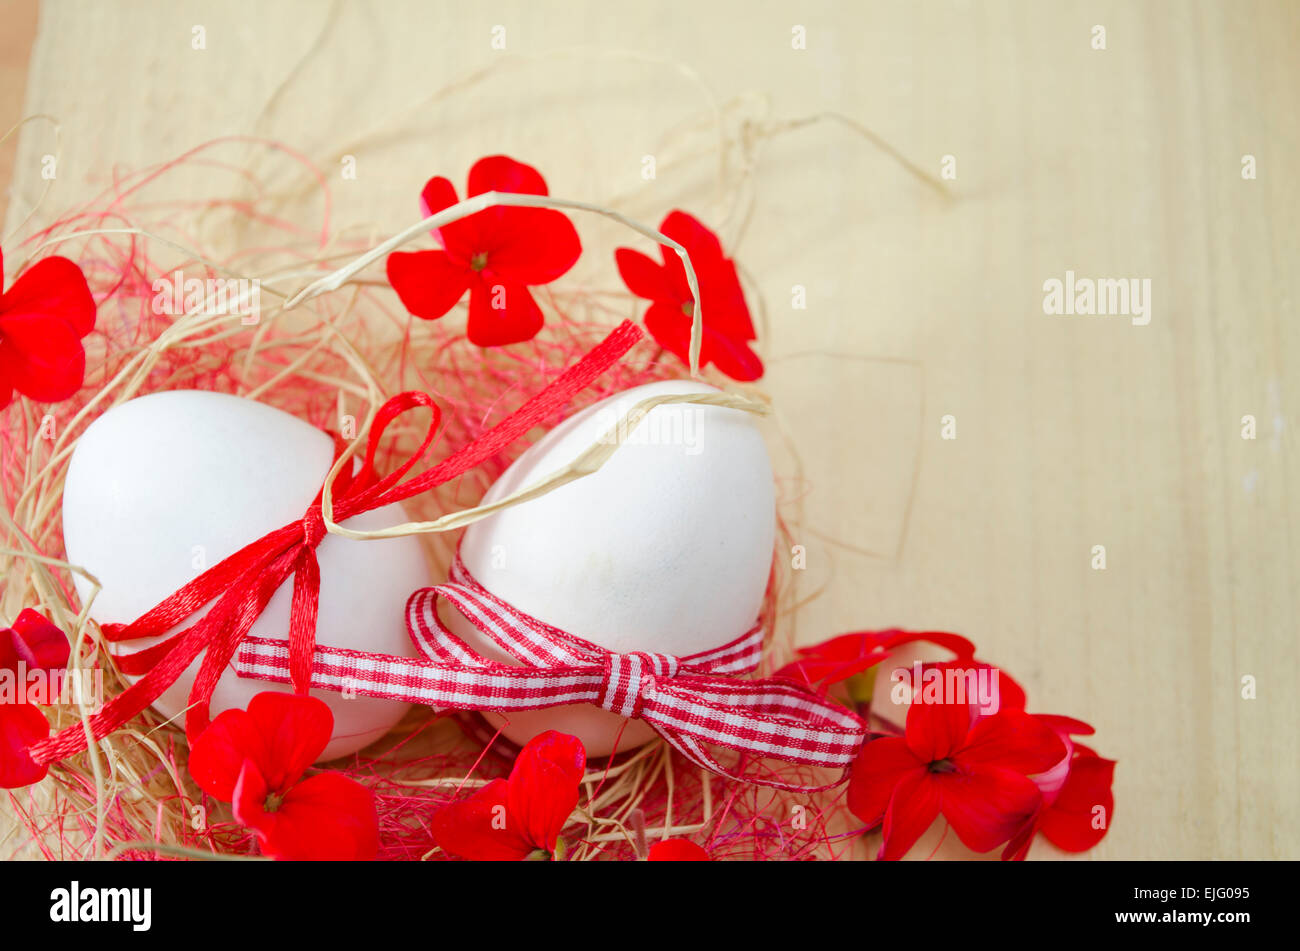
[448,380,776,756]
[62,390,428,760]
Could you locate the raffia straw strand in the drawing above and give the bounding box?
[321,389,769,541]
[284,192,709,370]
[0,114,61,245]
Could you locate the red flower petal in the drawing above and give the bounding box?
[642,301,763,382]
[987,665,1027,712]
[847,736,924,827]
[188,708,268,802]
[466,279,544,347]
[230,757,270,831]
[659,210,726,274]
[480,208,580,284]
[701,321,764,382]
[420,176,460,219]
[615,248,678,304]
[466,155,550,198]
[656,250,753,339]
[414,158,579,294]
[438,156,565,270]
[957,710,1066,776]
[0,702,51,788]
[777,629,978,692]
[419,177,472,262]
[0,311,87,403]
[657,214,754,335]
[647,839,711,861]
[773,651,885,691]
[396,158,580,334]
[387,250,472,321]
[903,699,972,764]
[243,770,379,861]
[1036,713,1095,737]
[623,211,761,382]
[518,730,587,785]
[701,258,755,338]
[956,662,1028,712]
[878,768,941,860]
[432,778,536,861]
[0,255,96,337]
[1039,752,1116,852]
[910,660,1024,715]
[641,300,691,351]
[1030,729,1075,805]
[244,692,333,792]
[883,628,977,657]
[937,764,1043,854]
[507,730,585,853]
[0,609,70,677]
[1001,809,1042,861]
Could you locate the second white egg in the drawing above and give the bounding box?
[446,379,776,756]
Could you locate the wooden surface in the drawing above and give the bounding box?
[3,0,1298,860]
[0,0,37,226]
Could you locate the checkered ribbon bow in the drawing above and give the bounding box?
[236,553,867,791]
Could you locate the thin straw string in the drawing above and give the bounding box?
[0,114,61,245]
[285,191,711,371]
[322,389,769,540]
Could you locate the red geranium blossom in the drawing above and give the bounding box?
[0,246,96,409]
[615,210,762,381]
[798,627,1114,860]
[431,730,585,861]
[1002,715,1117,860]
[188,692,378,860]
[848,697,1065,860]
[0,609,71,789]
[647,839,711,861]
[386,155,581,346]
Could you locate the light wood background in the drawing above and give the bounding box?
[2,0,1297,860]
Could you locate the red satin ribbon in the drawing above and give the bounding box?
[32,320,644,767]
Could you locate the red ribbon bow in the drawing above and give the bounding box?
[234,552,867,791]
[32,321,645,768]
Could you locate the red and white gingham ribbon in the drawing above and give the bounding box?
[236,553,866,790]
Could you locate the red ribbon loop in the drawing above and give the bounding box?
[31,320,645,768]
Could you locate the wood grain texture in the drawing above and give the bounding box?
[2,0,1297,860]
[0,0,38,227]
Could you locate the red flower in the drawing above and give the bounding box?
[647,839,711,861]
[0,246,96,409]
[1002,715,1117,860]
[188,692,378,860]
[615,211,762,381]
[848,698,1066,860]
[386,155,581,346]
[0,609,71,788]
[431,730,585,861]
